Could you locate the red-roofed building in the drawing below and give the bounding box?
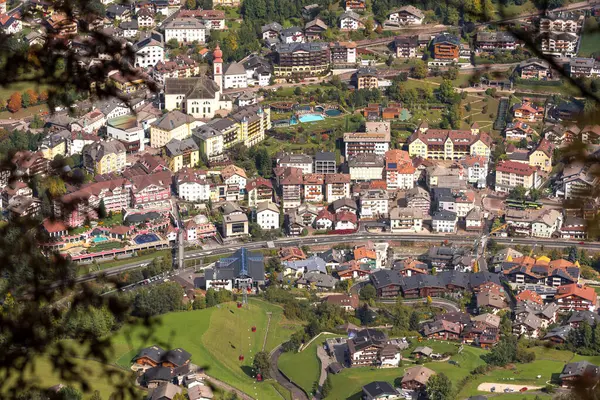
[279,247,307,262]
[324,294,359,311]
[246,177,273,207]
[495,160,540,193]
[56,178,131,227]
[408,123,492,160]
[325,173,351,203]
[303,173,325,203]
[555,284,597,312]
[42,218,68,238]
[0,13,22,34]
[315,209,335,230]
[279,167,303,209]
[515,289,543,305]
[385,149,415,190]
[335,210,358,230]
[130,170,172,210]
[512,101,544,122]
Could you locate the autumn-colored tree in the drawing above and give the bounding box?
[38,90,49,102]
[7,92,22,113]
[25,89,38,105]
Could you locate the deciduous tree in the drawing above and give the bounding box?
[7,92,21,113]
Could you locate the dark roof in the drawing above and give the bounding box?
[434,311,471,325]
[315,151,336,161]
[329,362,343,374]
[432,210,457,221]
[164,77,220,99]
[568,310,600,325]
[362,381,397,399]
[164,348,191,367]
[211,248,265,282]
[134,345,165,363]
[432,33,460,46]
[560,361,600,380]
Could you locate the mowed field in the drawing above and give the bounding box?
[278,333,339,395]
[324,343,488,400]
[317,339,600,400]
[110,299,301,399]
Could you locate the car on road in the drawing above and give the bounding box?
[491,387,496,393]
[520,388,528,392]
[579,241,585,245]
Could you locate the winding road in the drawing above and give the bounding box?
[270,346,310,400]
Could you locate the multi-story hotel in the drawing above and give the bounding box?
[273,42,330,77]
[407,123,492,160]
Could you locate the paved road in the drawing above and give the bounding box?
[270,346,309,400]
[76,232,600,285]
[200,374,254,400]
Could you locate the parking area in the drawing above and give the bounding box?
[477,383,542,393]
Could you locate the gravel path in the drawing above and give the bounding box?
[477,383,542,393]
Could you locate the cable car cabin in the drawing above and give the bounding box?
[257,373,263,381]
[239,355,244,361]
[237,302,242,308]
[252,326,257,332]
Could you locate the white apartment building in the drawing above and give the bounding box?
[359,189,389,219]
[495,160,540,194]
[223,62,248,89]
[531,209,563,238]
[133,35,164,68]
[164,18,206,44]
[256,201,280,230]
[389,207,423,233]
[387,6,425,25]
[432,210,458,233]
[278,153,313,174]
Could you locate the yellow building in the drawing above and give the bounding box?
[40,132,67,160]
[150,110,199,148]
[82,139,127,174]
[192,104,271,160]
[407,123,492,160]
[528,138,554,173]
[165,138,200,172]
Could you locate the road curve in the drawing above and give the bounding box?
[270,346,310,400]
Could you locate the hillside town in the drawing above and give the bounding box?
[2,0,600,399]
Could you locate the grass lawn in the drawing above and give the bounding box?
[426,74,473,89]
[514,80,583,97]
[278,333,339,395]
[2,352,139,399]
[456,357,566,398]
[578,30,600,58]
[401,339,462,358]
[0,81,49,100]
[88,241,125,252]
[325,342,486,400]
[497,1,537,18]
[110,299,301,399]
[76,249,171,275]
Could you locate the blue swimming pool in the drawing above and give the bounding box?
[299,113,325,123]
[92,236,108,243]
[134,233,160,245]
[325,109,342,117]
